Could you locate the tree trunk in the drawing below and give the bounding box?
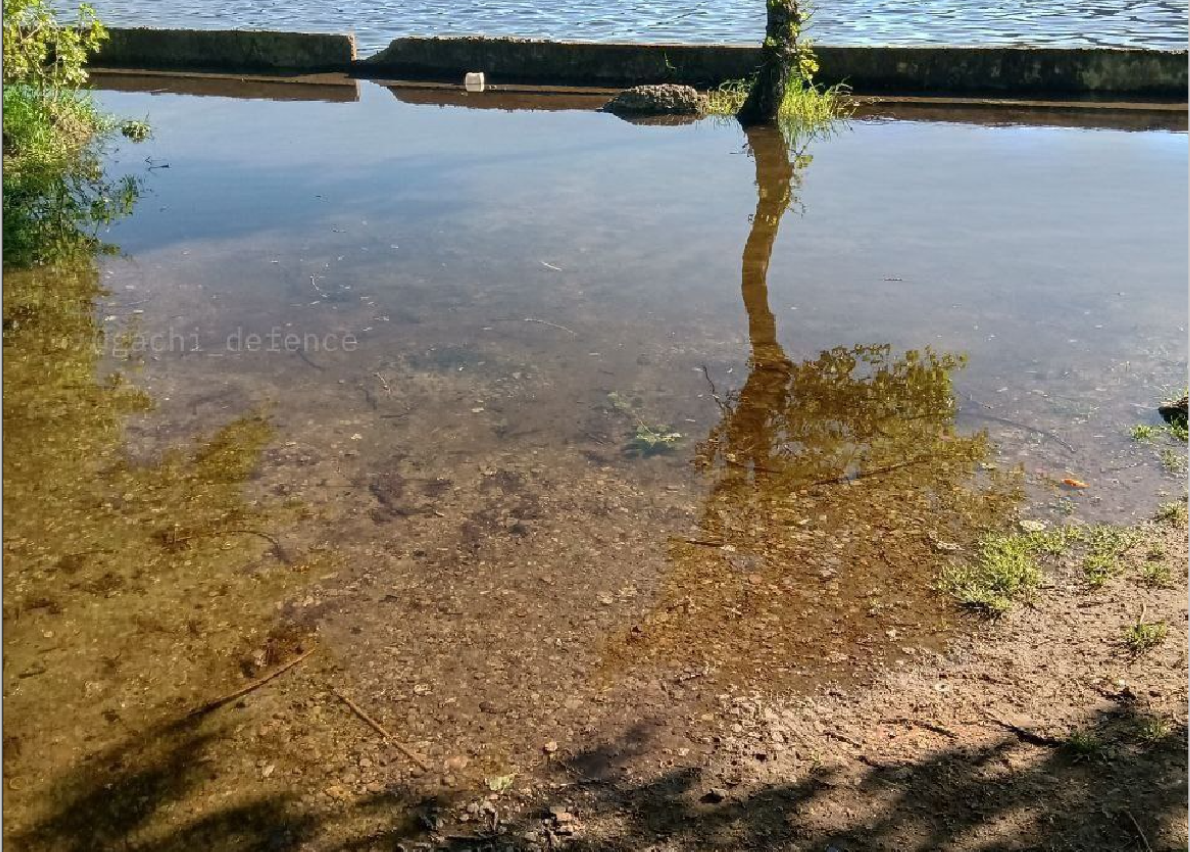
[737,0,798,125]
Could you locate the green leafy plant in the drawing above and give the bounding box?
[1064,729,1101,759]
[2,0,147,267]
[1156,499,1188,526]
[937,533,1041,613]
[1123,619,1168,655]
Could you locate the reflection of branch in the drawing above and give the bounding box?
[803,452,939,490]
[699,365,728,413]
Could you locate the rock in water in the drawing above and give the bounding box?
[1159,393,1188,425]
[602,84,707,115]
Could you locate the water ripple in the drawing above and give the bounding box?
[90,0,1187,54]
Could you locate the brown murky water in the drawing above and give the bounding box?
[4,76,1186,847]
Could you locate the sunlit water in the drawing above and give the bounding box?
[4,80,1186,843]
[85,0,1188,52]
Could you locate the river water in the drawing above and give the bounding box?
[86,0,1188,53]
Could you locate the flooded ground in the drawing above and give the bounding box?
[84,0,1189,51]
[3,76,1186,849]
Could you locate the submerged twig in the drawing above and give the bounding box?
[699,364,728,413]
[165,528,294,564]
[334,689,431,771]
[960,392,1074,452]
[188,647,315,717]
[523,317,577,336]
[295,348,325,372]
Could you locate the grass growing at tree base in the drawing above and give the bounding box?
[705,74,853,135]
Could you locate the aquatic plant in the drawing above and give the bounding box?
[624,423,685,457]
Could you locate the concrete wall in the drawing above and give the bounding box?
[95,28,356,72]
[88,29,1187,98]
[363,36,1188,97]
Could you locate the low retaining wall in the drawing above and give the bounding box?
[89,29,1187,97]
[364,37,1188,96]
[95,28,356,72]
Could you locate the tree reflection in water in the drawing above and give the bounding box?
[612,126,1021,684]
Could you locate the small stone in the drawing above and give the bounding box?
[701,788,727,804]
[543,740,559,754]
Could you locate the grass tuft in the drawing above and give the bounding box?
[937,532,1047,613]
[1064,729,1101,759]
[1122,619,1168,655]
[1156,499,1188,526]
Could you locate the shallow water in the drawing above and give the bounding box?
[85,0,1189,52]
[3,81,1186,839]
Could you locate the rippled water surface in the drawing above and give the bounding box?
[88,0,1188,52]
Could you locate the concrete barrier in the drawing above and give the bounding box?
[362,36,1188,97]
[86,28,1187,98]
[94,27,356,72]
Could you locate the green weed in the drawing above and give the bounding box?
[1156,499,1188,526]
[1132,715,1172,743]
[1130,424,1159,441]
[937,532,1046,614]
[1064,729,1101,759]
[1123,619,1168,655]
[1139,562,1172,587]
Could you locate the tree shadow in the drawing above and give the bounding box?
[8,718,318,852]
[11,704,1184,850]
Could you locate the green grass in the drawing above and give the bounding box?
[1132,715,1172,743]
[1064,729,1101,760]
[1081,526,1139,588]
[1156,499,1188,526]
[1139,558,1172,588]
[704,73,853,138]
[937,522,1145,611]
[1122,619,1168,655]
[705,78,751,115]
[1130,424,1159,441]
[1160,446,1187,474]
[936,531,1049,613]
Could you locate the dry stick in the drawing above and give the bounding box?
[987,716,1065,748]
[1126,810,1154,852]
[333,689,431,771]
[188,647,316,718]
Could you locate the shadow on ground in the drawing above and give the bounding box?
[10,705,1185,851]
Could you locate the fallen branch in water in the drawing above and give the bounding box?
[959,392,1074,452]
[188,647,315,718]
[334,689,431,771]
